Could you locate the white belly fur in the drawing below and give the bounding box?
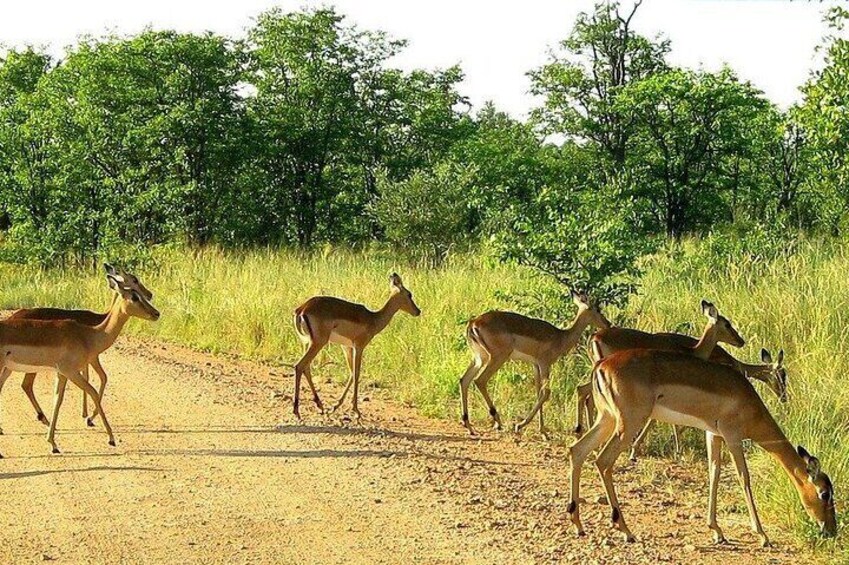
[651,405,717,434]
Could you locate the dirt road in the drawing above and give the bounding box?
[0,336,816,564]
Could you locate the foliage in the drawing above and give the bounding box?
[797,6,849,234]
[495,172,657,307]
[529,0,669,166]
[616,67,771,237]
[370,161,478,261]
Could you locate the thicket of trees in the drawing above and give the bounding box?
[1,3,848,302]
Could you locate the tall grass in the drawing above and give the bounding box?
[0,240,846,558]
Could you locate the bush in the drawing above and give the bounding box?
[370,162,478,261]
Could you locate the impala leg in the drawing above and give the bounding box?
[21,372,49,425]
[303,364,323,413]
[350,347,363,420]
[629,419,655,462]
[725,437,770,547]
[0,367,11,435]
[293,341,324,420]
[332,347,355,413]
[573,381,592,435]
[81,365,90,422]
[515,363,551,439]
[473,355,508,431]
[47,375,68,454]
[66,370,115,448]
[596,420,641,543]
[568,411,615,536]
[85,358,109,427]
[672,425,681,459]
[583,392,596,436]
[706,432,727,544]
[458,357,482,435]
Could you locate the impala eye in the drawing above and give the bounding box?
[820,491,832,502]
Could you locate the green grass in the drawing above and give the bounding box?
[0,241,846,559]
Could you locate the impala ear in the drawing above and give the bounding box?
[777,349,785,366]
[106,273,120,291]
[797,445,821,477]
[572,290,589,307]
[761,348,773,364]
[701,300,718,320]
[104,263,117,276]
[389,272,403,288]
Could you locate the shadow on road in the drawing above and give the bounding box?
[0,464,162,480]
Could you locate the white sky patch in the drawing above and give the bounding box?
[0,1,842,117]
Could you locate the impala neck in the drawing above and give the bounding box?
[557,309,593,357]
[750,415,809,494]
[734,360,771,383]
[691,321,719,360]
[373,292,403,334]
[92,298,130,354]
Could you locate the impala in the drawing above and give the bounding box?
[459,291,610,438]
[567,349,836,546]
[574,329,787,439]
[292,273,420,419]
[0,274,160,455]
[5,264,153,428]
[578,301,751,460]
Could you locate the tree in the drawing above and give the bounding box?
[529,0,668,168]
[496,147,656,307]
[616,68,770,237]
[797,6,849,233]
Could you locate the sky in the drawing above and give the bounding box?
[0,1,841,118]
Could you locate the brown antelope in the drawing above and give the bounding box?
[578,301,750,460]
[5,264,153,428]
[567,349,836,546]
[575,329,787,440]
[0,274,160,455]
[459,291,610,438]
[292,273,421,419]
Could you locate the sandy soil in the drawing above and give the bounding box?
[0,335,819,564]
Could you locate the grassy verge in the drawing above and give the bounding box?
[0,241,846,559]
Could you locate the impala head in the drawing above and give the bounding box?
[104,263,154,301]
[571,290,611,330]
[701,300,744,348]
[797,445,837,537]
[760,348,789,403]
[390,273,421,317]
[107,274,160,321]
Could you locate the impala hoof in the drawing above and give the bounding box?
[51,447,60,454]
[86,418,95,428]
[37,414,49,426]
[108,439,116,447]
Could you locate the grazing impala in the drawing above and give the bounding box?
[567,348,836,546]
[292,273,421,419]
[5,264,153,428]
[0,274,160,455]
[459,291,610,438]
